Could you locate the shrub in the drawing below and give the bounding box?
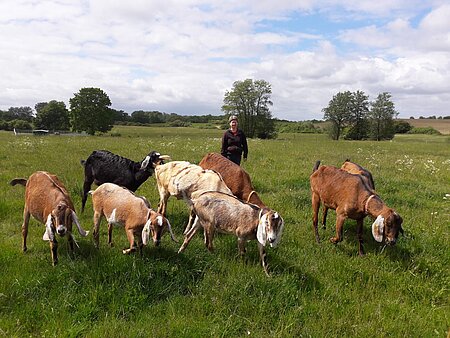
[407,127,441,135]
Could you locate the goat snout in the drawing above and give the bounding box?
[385,237,396,246]
[56,226,67,236]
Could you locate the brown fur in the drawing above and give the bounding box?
[10,171,88,265]
[198,152,266,207]
[321,160,376,229]
[178,191,284,276]
[341,159,375,190]
[90,183,176,254]
[310,162,403,255]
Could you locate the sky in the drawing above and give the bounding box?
[0,1,449,121]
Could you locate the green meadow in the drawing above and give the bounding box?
[0,126,448,337]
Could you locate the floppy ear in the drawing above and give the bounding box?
[72,211,89,237]
[257,214,267,246]
[142,218,152,246]
[372,215,385,242]
[43,214,54,241]
[140,156,150,170]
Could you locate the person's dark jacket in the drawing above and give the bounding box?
[221,129,248,160]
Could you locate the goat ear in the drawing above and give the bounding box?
[257,214,267,246]
[142,219,152,245]
[140,156,150,170]
[372,215,384,242]
[72,211,89,237]
[43,214,54,241]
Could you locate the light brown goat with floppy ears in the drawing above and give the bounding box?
[10,171,89,266]
[310,161,403,255]
[89,183,177,254]
[321,159,376,230]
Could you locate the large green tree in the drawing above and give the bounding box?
[222,79,276,139]
[34,100,70,130]
[69,88,113,135]
[322,91,353,140]
[345,90,369,140]
[368,92,397,140]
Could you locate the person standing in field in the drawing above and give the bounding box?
[221,115,248,165]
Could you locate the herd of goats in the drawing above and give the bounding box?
[10,150,404,276]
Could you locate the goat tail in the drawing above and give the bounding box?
[80,159,86,166]
[312,160,321,173]
[10,178,27,186]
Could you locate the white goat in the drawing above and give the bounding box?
[90,183,177,254]
[154,161,233,232]
[178,191,284,276]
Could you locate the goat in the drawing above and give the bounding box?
[80,150,164,212]
[10,171,89,265]
[321,159,376,229]
[89,183,177,254]
[154,160,233,231]
[310,161,403,255]
[198,152,266,207]
[341,159,375,190]
[178,191,284,276]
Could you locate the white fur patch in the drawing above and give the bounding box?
[156,215,163,227]
[43,214,54,241]
[108,209,117,224]
[257,214,268,246]
[142,219,152,245]
[372,215,385,242]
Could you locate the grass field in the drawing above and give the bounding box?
[0,126,448,337]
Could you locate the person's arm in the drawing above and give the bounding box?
[241,132,248,159]
[221,132,228,156]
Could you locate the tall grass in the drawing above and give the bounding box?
[0,127,448,337]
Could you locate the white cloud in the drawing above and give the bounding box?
[0,1,449,120]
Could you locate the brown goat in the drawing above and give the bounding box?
[341,159,375,190]
[198,152,266,208]
[321,159,376,229]
[310,161,403,255]
[90,183,177,254]
[10,171,89,265]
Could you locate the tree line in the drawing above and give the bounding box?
[0,81,277,138]
[1,82,445,139]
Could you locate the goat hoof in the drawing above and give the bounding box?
[330,237,339,244]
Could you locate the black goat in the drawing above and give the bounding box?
[80,150,164,212]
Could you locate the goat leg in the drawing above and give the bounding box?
[178,216,201,253]
[50,239,58,266]
[321,206,328,230]
[330,214,346,244]
[356,219,365,256]
[107,222,114,247]
[21,208,30,252]
[311,193,321,243]
[258,242,270,277]
[123,229,137,255]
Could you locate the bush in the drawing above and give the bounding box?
[168,120,192,127]
[407,127,441,135]
[393,120,412,134]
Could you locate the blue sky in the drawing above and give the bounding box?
[0,1,449,121]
